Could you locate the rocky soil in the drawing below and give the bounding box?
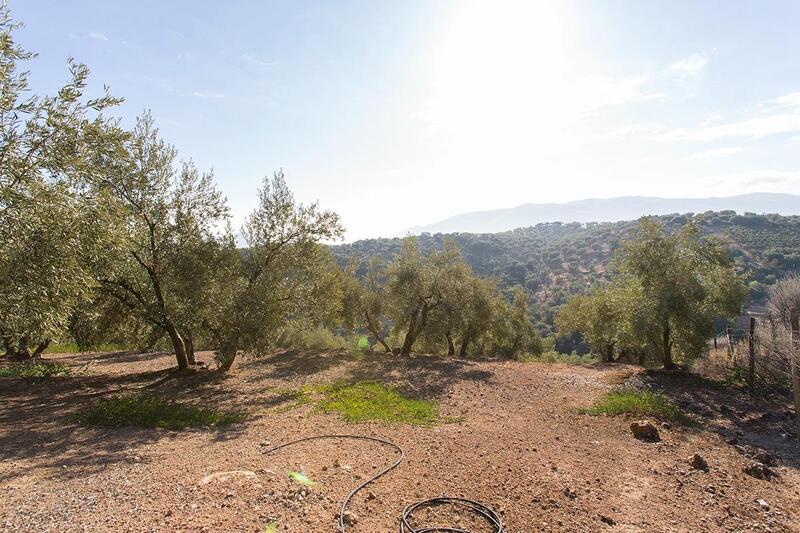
[1,350,798,532]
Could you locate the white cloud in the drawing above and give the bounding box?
[700,169,800,188]
[685,146,744,160]
[240,54,276,68]
[769,91,800,108]
[668,53,708,75]
[659,91,800,141]
[87,31,110,42]
[190,90,226,99]
[591,123,665,142]
[668,113,800,141]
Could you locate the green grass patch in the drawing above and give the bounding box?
[0,361,72,379]
[315,382,438,425]
[269,381,446,426]
[45,342,124,354]
[580,389,693,424]
[75,394,245,430]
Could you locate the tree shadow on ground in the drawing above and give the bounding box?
[242,348,349,381]
[244,349,495,400]
[0,367,248,482]
[54,350,170,365]
[641,369,799,471]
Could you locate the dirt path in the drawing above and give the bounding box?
[1,350,798,532]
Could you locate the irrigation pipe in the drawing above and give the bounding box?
[262,434,504,532]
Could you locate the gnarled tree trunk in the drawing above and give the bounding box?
[365,312,391,353]
[165,324,189,369]
[459,333,472,357]
[662,322,675,370]
[182,330,196,365]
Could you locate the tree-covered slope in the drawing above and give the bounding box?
[331,211,800,334]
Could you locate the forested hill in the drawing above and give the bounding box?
[331,211,800,334]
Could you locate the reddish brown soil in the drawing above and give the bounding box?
[1,350,798,532]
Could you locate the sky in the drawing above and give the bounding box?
[12,0,800,241]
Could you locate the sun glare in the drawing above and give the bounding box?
[426,1,574,157]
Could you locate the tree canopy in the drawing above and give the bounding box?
[556,218,746,368]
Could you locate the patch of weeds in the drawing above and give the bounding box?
[263,522,279,533]
[316,382,439,425]
[580,389,694,425]
[719,365,779,396]
[75,394,245,430]
[0,361,72,379]
[45,342,124,354]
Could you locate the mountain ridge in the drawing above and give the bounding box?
[404,192,800,235]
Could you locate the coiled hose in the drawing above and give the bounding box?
[262,434,504,533]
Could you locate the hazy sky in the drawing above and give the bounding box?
[13,1,800,241]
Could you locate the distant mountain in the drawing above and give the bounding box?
[405,193,800,235]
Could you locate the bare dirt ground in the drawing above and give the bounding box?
[1,350,799,532]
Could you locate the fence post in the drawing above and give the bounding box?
[748,317,756,389]
[714,335,718,349]
[726,326,734,359]
[791,311,800,446]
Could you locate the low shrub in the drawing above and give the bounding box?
[0,361,72,378]
[75,394,245,429]
[276,326,350,351]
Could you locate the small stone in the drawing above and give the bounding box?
[752,451,776,466]
[366,491,377,500]
[563,487,577,499]
[341,510,358,526]
[600,515,616,526]
[725,437,738,445]
[630,421,660,442]
[756,499,770,511]
[689,453,709,471]
[743,461,777,480]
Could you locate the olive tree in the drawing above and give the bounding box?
[341,257,392,352]
[556,287,619,362]
[487,286,542,358]
[95,113,229,369]
[386,238,457,356]
[202,171,344,370]
[425,255,496,356]
[616,218,745,368]
[0,5,125,358]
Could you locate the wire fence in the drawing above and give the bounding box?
[711,325,799,385]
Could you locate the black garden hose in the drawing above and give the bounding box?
[262,434,504,533]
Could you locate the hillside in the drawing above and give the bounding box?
[405,193,800,235]
[333,211,800,335]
